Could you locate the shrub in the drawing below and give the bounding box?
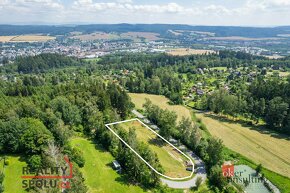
[28,155,42,169]
[0,173,4,183]
[4,159,9,166]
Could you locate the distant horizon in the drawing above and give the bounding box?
[0,23,288,28]
[1,0,290,26]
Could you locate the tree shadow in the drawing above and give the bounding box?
[202,112,290,141]
[148,137,166,147]
[115,175,152,191]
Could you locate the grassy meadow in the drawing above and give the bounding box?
[2,156,27,193]
[129,93,192,122]
[70,137,146,193]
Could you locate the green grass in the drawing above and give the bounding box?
[70,137,146,193]
[83,58,101,63]
[209,67,227,71]
[2,155,27,193]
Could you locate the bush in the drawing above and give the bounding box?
[4,159,9,166]
[72,148,85,167]
[0,173,4,183]
[256,164,263,174]
[0,184,4,193]
[28,155,42,169]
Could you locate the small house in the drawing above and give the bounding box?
[150,125,160,131]
[186,161,193,167]
[169,138,178,145]
[196,89,204,95]
[143,119,150,124]
[178,145,187,151]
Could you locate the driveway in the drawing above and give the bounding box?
[161,151,207,189]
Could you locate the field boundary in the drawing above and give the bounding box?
[105,118,194,181]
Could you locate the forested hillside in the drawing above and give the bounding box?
[98,51,290,133]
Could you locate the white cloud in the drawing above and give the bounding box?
[0,0,289,25]
[117,0,133,3]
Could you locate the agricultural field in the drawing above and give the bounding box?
[195,112,290,179]
[2,156,27,193]
[112,120,193,179]
[70,32,119,41]
[0,35,55,42]
[70,31,160,42]
[70,137,145,193]
[167,48,215,56]
[129,93,192,122]
[120,32,161,41]
[129,93,290,179]
[206,36,282,41]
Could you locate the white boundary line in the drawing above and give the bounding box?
[105,118,194,181]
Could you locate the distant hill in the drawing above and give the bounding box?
[1,24,290,38]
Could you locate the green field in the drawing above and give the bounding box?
[3,156,27,193]
[70,137,146,193]
[115,120,193,179]
[129,93,192,122]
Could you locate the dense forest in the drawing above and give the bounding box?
[0,60,147,192]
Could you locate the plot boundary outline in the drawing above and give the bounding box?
[105,118,194,181]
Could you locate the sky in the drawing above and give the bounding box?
[0,0,290,26]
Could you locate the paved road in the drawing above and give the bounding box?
[161,151,207,189]
[132,109,207,189]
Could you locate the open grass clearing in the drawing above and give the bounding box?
[110,120,193,179]
[129,93,192,122]
[70,137,145,193]
[167,48,215,56]
[195,112,290,179]
[2,155,27,193]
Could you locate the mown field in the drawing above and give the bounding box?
[129,93,290,192]
[194,112,290,179]
[129,93,290,178]
[0,35,55,42]
[70,137,146,193]
[115,120,192,179]
[129,93,191,122]
[3,156,27,193]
